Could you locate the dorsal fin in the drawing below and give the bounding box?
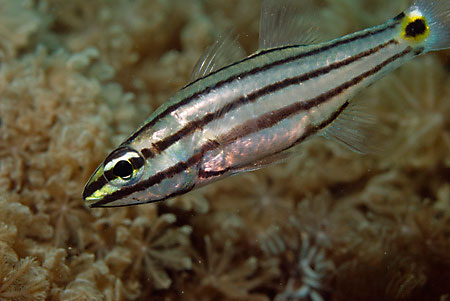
[259,0,317,49]
[190,31,246,81]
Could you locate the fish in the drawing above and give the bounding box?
[83,0,450,207]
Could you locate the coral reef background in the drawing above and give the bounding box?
[1,0,449,300]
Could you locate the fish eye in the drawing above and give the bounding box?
[103,146,145,186]
[113,160,134,179]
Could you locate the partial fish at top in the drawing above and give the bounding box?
[83,0,450,207]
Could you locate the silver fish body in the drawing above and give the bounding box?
[83,0,450,207]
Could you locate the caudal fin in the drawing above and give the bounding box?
[405,0,450,51]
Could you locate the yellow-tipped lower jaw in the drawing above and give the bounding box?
[82,165,116,207]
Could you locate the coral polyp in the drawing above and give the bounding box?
[1,0,449,299]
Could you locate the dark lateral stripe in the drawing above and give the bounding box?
[90,184,196,208]
[123,21,400,145]
[184,22,401,90]
[142,39,398,157]
[393,12,406,21]
[92,47,411,206]
[83,173,107,200]
[198,101,350,179]
[141,148,155,158]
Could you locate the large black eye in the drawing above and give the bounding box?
[103,146,145,185]
[113,160,133,179]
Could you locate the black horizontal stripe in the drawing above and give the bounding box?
[393,12,406,21]
[141,39,398,157]
[83,172,107,200]
[123,21,400,145]
[140,148,155,158]
[90,184,196,208]
[129,157,145,169]
[92,47,410,207]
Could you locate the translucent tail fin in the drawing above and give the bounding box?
[407,0,450,51]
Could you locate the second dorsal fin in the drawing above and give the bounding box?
[190,31,246,81]
[259,0,317,49]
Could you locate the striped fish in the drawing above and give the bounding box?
[83,0,450,207]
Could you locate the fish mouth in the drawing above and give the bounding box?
[82,185,93,201]
[82,192,102,208]
[82,165,107,207]
[82,183,104,207]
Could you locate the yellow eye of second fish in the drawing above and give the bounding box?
[401,15,429,42]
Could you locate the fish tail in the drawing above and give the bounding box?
[401,0,450,52]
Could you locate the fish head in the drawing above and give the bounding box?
[83,145,149,207]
